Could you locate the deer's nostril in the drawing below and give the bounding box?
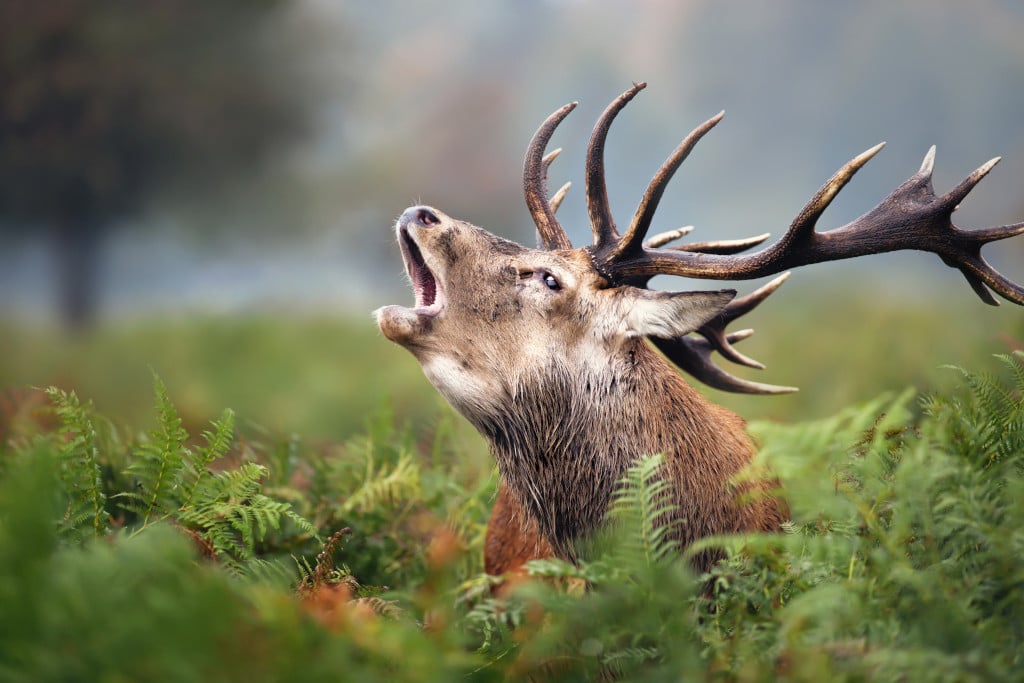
[399,206,443,230]
[416,208,441,226]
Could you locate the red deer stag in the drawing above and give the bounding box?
[375,82,1024,575]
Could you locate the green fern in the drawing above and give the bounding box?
[936,351,1024,468]
[341,450,421,514]
[605,453,682,569]
[42,374,318,578]
[181,407,235,509]
[117,374,189,528]
[45,386,109,541]
[690,353,1024,680]
[179,461,318,573]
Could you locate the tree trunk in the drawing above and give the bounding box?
[53,216,101,332]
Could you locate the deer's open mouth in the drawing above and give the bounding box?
[399,227,445,316]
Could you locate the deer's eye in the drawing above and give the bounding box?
[542,272,560,291]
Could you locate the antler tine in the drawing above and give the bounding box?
[645,228,771,256]
[651,334,798,395]
[550,181,572,214]
[939,154,999,210]
[918,144,936,176]
[586,82,647,251]
[673,233,772,256]
[782,142,886,246]
[944,232,1024,306]
[542,148,562,172]
[697,273,791,368]
[645,226,694,249]
[541,148,573,214]
[525,102,577,251]
[614,111,726,261]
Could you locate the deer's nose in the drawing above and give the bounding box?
[401,206,442,228]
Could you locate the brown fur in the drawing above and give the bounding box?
[475,340,786,572]
[376,208,787,575]
[484,483,554,576]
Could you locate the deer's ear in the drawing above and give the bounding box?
[620,288,735,339]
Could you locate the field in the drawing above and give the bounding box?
[1,290,1022,681]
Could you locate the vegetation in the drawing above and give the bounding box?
[1,312,1022,680]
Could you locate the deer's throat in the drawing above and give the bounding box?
[477,352,688,559]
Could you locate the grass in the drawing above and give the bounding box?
[1,313,452,440]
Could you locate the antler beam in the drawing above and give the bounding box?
[595,122,1024,305]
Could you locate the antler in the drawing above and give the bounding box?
[524,102,576,250]
[652,272,798,394]
[521,84,1024,394]
[583,90,1024,305]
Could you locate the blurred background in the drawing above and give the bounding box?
[1,0,1022,441]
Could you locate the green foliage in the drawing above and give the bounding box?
[45,386,108,541]
[0,447,486,683]
[301,407,495,589]
[341,450,422,515]
[607,452,683,568]
[692,351,1024,681]
[118,374,191,528]
[2,353,1023,680]
[38,375,318,577]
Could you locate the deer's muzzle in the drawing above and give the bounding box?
[373,206,448,347]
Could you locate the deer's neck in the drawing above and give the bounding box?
[473,340,756,560]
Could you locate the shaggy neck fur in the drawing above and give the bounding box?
[472,341,784,566]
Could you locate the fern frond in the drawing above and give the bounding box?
[342,451,421,513]
[241,556,297,585]
[946,362,1015,418]
[938,355,1024,470]
[120,375,189,527]
[179,462,317,569]
[998,351,1024,396]
[45,386,108,540]
[180,408,235,509]
[608,453,681,568]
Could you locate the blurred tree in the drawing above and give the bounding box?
[0,1,312,328]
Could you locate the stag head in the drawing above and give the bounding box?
[375,205,734,421]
